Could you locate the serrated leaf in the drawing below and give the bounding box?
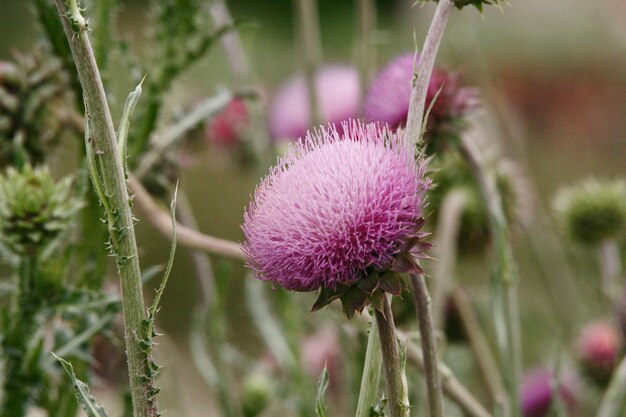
[340,286,368,319]
[378,272,403,296]
[368,289,385,314]
[315,366,330,417]
[358,271,380,293]
[53,354,110,417]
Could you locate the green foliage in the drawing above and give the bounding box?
[54,355,110,417]
[315,366,330,417]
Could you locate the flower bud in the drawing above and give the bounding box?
[0,165,82,256]
[553,178,626,245]
[241,371,273,417]
[520,368,577,417]
[576,321,623,385]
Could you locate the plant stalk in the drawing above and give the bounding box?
[404,0,455,149]
[600,239,621,304]
[597,354,626,417]
[410,273,445,417]
[357,0,377,95]
[355,316,383,417]
[52,1,150,416]
[294,0,322,127]
[375,295,410,417]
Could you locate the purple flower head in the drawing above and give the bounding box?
[243,120,430,293]
[577,321,623,384]
[520,368,578,417]
[267,65,361,142]
[364,53,478,153]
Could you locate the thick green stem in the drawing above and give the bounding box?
[52,2,150,417]
[410,273,445,417]
[375,296,410,417]
[355,316,383,417]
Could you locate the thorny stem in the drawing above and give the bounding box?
[460,133,522,417]
[52,1,151,416]
[404,0,455,149]
[355,316,383,417]
[410,273,445,417]
[375,296,410,417]
[294,0,322,127]
[129,175,244,260]
[596,354,626,417]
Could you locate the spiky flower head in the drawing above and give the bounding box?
[520,368,577,417]
[0,165,82,256]
[364,53,478,155]
[553,178,626,246]
[576,321,623,385]
[243,120,430,317]
[0,50,73,168]
[428,151,529,254]
[267,65,361,142]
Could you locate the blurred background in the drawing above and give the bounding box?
[1,0,625,415]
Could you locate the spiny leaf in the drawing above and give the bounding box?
[117,76,145,177]
[315,365,330,417]
[53,354,110,417]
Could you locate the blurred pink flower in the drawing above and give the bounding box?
[242,120,429,292]
[520,368,577,417]
[267,65,361,142]
[577,321,623,383]
[205,97,249,147]
[301,325,341,383]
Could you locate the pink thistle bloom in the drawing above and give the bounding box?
[267,65,361,142]
[205,97,249,147]
[301,325,341,384]
[242,120,429,292]
[363,53,477,151]
[577,321,623,383]
[520,368,578,417]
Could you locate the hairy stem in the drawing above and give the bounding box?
[375,296,410,417]
[411,273,445,417]
[52,1,150,416]
[404,0,455,149]
[355,316,383,417]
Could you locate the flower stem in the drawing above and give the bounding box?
[460,134,522,417]
[355,316,383,417]
[410,273,445,417]
[404,0,455,149]
[375,296,410,417]
[600,239,622,304]
[294,0,322,127]
[431,188,467,329]
[52,2,150,416]
[597,354,626,417]
[357,0,377,95]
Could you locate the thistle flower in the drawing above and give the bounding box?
[0,50,73,167]
[520,368,577,417]
[242,120,430,317]
[553,178,626,246]
[364,53,477,154]
[267,65,361,142]
[205,97,249,147]
[301,325,341,386]
[0,165,82,256]
[428,151,529,254]
[576,321,623,385]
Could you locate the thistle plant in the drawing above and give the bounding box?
[243,120,430,417]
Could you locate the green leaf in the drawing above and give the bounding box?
[53,354,110,417]
[315,366,330,417]
[117,77,144,176]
